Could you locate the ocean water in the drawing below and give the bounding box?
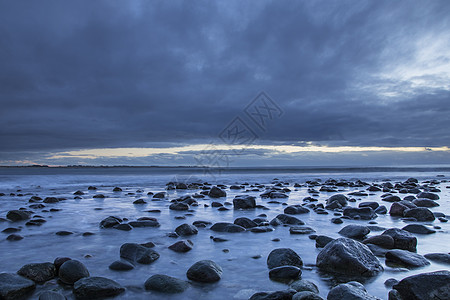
[0,167,449,299]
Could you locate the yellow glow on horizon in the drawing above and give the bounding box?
[48,144,450,159]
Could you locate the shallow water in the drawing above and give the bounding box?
[0,168,449,299]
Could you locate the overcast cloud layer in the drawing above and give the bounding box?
[0,0,449,166]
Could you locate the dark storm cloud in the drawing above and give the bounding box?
[0,0,449,160]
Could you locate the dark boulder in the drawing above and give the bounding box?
[363,235,394,249]
[108,260,134,271]
[269,266,302,282]
[234,217,257,228]
[416,191,440,200]
[316,238,383,277]
[423,253,450,265]
[385,249,430,268]
[210,222,245,233]
[186,260,222,283]
[381,228,417,251]
[144,274,188,293]
[99,216,121,228]
[270,214,305,226]
[120,243,160,264]
[209,186,226,198]
[267,248,303,269]
[169,202,189,211]
[17,262,55,283]
[58,260,89,285]
[284,205,310,215]
[327,281,380,300]
[403,208,435,221]
[175,223,198,236]
[73,277,125,299]
[233,195,256,209]
[392,270,450,300]
[338,225,370,239]
[168,240,193,253]
[402,224,436,234]
[343,207,377,220]
[6,210,32,222]
[0,273,35,300]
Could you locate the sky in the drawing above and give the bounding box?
[0,0,449,167]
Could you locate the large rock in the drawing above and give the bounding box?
[338,225,370,239]
[120,243,160,264]
[6,210,32,222]
[267,248,303,269]
[0,273,35,300]
[209,186,226,198]
[327,281,380,300]
[363,235,394,249]
[210,222,245,233]
[58,260,89,284]
[423,253,450,265]
[186,260,222,283]
[169,202,189,211]
[392,270,450,300]
[403,208,435,221]
[343,207,377,220]
[17,262,56,283]
[316,238,383,277]
[284,205,310,215]
[385,249,430,268]
[128,220,160,227]
[233,195,256,209]
[381,228,417,252]
[389,202,410,216]
[402,224,436,234]
[175,223,198,236]
[382,195,401,202]
[412,199,439,207]
[73,277,124,299]
[144,274,188,293]
[290,279,319,294]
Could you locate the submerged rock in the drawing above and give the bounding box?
[17,262,56,283]
[403,208,435,221]
[385,249,430,268]
[249,290,296,300]
[209,186,226,198]
[120,243,160,264]
[175,223,198,236]
[6,210,32,222]
[58,260,89,285]
[210,222,245,233]
[338,225,370,239]
[268,266,302,282]
[168,240,193,253]
[233,195,256,209]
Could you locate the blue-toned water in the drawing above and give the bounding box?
[0,167,449,299]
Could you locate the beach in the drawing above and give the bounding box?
[0,167,449,299]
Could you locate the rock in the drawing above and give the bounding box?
[153,192,166,198]
[315,235,334,248]
[375,206,387,214]
[249,290,296,300]
[331,217,343,224]
[339,225,370,239]
[113,187,122,192]
[363,235,394,249]
[416,191,440,200]
[169,202,189,211]
[234,217,257,228]
[6,234,23,241]
[175,223,198,236]
[53,257,71,272]
[292,291,324,300]
[169,240,193,253]
[402,224,436,234]
[210,222,246,233]
[343,207,377,220]
[284,205,309,215]
[0,273,35,300]
[233,195,256,209]
[73,277,125,299]
[290,279,319,294]
[99,216,121,228]
[17,262,56,283]
[290,226,315,234]
[270,214,305,226]
[120,243,160,264]
[389,202,410,216]
[382,228,417,251]
[385,249,430,268]
[38,290,66,300]
[327,281,380,300]
[113,223,132,231]
[251,227,274,233]
[326,194,348,206]
[269,266,301,282]
[186,260,222,283]
[56,231,74,236]
[316,238,383,277]
[6,210,32,222]
[144,274,188,293]
[43,197,59,203]
[108,260,134,271]
[383,195,401,202]
[267,248,303,269]
[392,270,450,300]
[58,260,89,284]
[209,186,226,198]
[403,208,435,221]
[412,199,439,207]
[423,253,450,265]
[133,199,147,204]
[359,202,379,210]
[384,278,399,288]
[128,220,160,227]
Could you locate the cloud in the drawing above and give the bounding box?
[0,0,449,165]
